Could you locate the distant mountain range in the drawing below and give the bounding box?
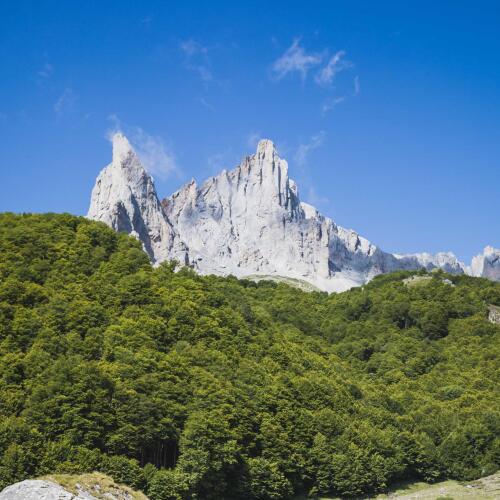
[88,133,500,291]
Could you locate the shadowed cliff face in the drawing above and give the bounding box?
[88,134,497,292]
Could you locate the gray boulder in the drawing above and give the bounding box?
[0,480,94,499]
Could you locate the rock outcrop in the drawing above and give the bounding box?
[469,246,500,281]
[88,133,188,265]
[87,135,498,292]
[394,252,466,274]
[488,305,500,325]
[0,480,89,499]
[0,474,146,500]
[163,139,363,291]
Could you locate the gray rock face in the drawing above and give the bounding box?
[162,139,409,291]
[88,133,188,265]
[87,135,498,291]
[394,252,466,274]
[0,480,92,500]
[469,246,500,281]
[488,305,500,324]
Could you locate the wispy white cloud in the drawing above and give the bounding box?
[271,38,353,87]
[271,40,356,108]
[38,62,54,79]
[246,131,262,150]
[295,131,326,167]
[54,88,77,115]
[306,186,329,208]
[271,39,322,80]
[180,39,208,56]
[180,39,213,81]
[315,50,350,86]
[293,133,330,211]
[321,96,345,116]
[107,113,121,134]
[106,115,181,180]
[207,151,227,173]
[132,128,181,180]
[206,148,242,176]
[193,65,213,81]
[199,96,215,111]
[354,75,360,95]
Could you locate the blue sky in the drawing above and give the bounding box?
[0,1,499,262]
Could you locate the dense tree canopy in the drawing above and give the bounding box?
[0,213,498,498]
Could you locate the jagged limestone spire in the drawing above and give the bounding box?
[256,138,277,159]
[87,133,188,265]
[111,132,134,164]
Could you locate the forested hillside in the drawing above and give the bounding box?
[0,213,498,499]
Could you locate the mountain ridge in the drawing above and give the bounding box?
[87,133,499,291]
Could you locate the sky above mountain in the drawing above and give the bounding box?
[0,0,499,261]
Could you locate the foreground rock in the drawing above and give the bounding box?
[0,480,85,499]
[0,474,147,500]
[88,134,499,292]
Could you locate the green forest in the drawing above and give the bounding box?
[0,213,498,499]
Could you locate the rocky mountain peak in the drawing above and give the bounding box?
[470,246,500,280]
[234,139,300,216]
[111,132,135,165]
[87,134,188,265]
[484,246,499,256]
[88,137,499,291]
[256,138,277,159]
